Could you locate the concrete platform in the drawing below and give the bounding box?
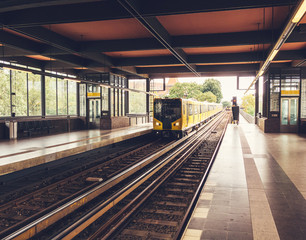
[183,116,306,240]
[0,124,152,176]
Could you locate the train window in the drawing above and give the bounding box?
[188,104,193,115]
[154,99,181,122]
[154,101,162,119]
[194,105,198,114]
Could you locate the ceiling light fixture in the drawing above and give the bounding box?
[292,0,306,23]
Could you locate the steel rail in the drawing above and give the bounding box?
[175,113,230,239]
[56,112,226,240]
[3,111,224,240]
[1,139,173,240]
[99,112,228,240]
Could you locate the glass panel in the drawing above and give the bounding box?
[11,70,27,116]
[89,100,94,122]
[96,100,100,119]
[110,75,115,86]
[79,84,86,117]
[46,76,57,115]
[290,98,298,125]
[150,78,164,91]
[281,72,300,91]
[68,81,77,115]
[281,99,289,125]
[129,79,147,114]
[110,89,114,116]
[0,69,11,116]
[101,86,109,114]
[89,100,100,123]
[28,73,41,116]
[270,73,280,112]
[115,89,118,116]
[119,89,122,116]
[301,78,306,118]
[122,91,125,116]
[57,79,67,115]
[153,99,181,122]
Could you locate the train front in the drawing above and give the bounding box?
[153,98,182,137]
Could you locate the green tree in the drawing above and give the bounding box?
[241,94,255,116]
[11,70,27,116]
[197,91,217,102]
[28,73,42,116]
[168,82,203,100]
[202,78,223,103]
[222,101,231,108]
[0,69,11,116]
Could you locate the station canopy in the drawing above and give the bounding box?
[0,0,305,81]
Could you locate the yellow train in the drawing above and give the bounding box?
[153,98,223,138]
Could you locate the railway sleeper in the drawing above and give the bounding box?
[134,218,179,227]
[167,182,196,188]
[143,209,184,216]
[186,164,206,169]
[164,187,194,193]
[177,173,201,178]
[14,204,40,211]
[179,168,203,173]
[0,213,25,221]
[179,170,202,174]
[121,229,172,239]
[164,194,188,199]
[154,201,188,207]
[189,158,209,162]
[157,196,190,203]
[172,178,199,183]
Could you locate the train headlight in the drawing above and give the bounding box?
[174,122,180,126]
[155,122,160,126]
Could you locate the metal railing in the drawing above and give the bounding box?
[240,109,255,124]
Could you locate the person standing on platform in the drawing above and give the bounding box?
[232,96,239,124]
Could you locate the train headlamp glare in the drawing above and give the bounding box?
[155,122,160,126]
[175,122,180,126]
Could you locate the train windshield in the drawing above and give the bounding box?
[154,99,181,122]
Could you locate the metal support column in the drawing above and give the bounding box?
[146,78,150,123]
[41,72,46,117]
[255,80,259,124]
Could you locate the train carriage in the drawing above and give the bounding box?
[153,98,222,138]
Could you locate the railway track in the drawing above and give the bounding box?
[36,111,228,240]
[0,135,153,204]
[82,112,229,240]
[0,137,173,239]
[1,112,228,240]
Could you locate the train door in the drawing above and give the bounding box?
[183,103,188,127]
[280,97,298,132]
[88,99,101,129]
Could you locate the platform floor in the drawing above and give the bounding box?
[183,116,306,240]
[0,124,152,175]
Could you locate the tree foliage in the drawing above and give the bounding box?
[241,94,255,116]
[222,101,231,108]
[0,69,11,116]
[201,78,223,103]
[0,69,77,117]
[168,82,201,99]
[168,82,217,102]
[199,91,217,102]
